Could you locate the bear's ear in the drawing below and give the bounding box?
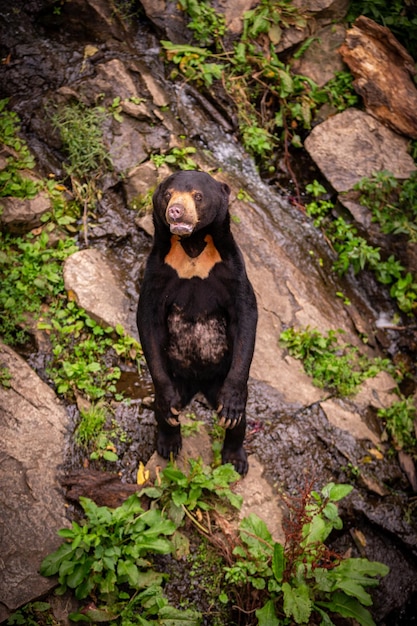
[221,182,231,199]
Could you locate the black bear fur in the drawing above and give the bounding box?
[137,171,257,475]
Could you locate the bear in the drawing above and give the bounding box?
[137,170,257,475]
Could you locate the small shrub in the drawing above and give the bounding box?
[225,482,389,625]
[279,326,392,396]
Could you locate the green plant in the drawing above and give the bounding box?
[141,459,242,529]
[305,181,417,314]
[161,2,356,169]
[151,146,198,170]
[52,101,112,178]
[40,494,201,624]
[75,403,128,463]
[354,170,417,243]
[178,0,226,47]
[225,482,389,625]
[378,397,417,453]
[279,326,392,396]
[0,364,12,388]
[40,302,141,401]
[7,602,58,626]
[0,230,77,344]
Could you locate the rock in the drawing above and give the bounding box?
[276,0,350,53]
[304,108,416,192]
[0,342,69,622]
[63,248,138,339]
[124,161,171,209]
[0,191,52,233]
[340,16,417,139]
[291,23,346,86]
[139,0,191,44]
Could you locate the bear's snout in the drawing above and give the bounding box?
[167,203,185,221]
[165,192,199,236]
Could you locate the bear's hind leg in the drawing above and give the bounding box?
[156,414,182,459]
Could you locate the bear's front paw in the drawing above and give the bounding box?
[156,425,182,459]
[222,445,248,476]
[217,383,246,429]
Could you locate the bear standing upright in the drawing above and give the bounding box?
[137,171,257,475]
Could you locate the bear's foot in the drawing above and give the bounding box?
[222,445,248,476]
[156,426,182,459]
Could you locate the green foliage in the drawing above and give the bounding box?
[306,179,417,314]
[0,230,77,344]
[178,0,226,47]
[40,302,141,401]
[161,2,356,166]
[0,98,41,199]
[41,466,388,625]
[0,363,12,388]
[140,458,242,528]
[318,71,359,112]
[347,0,417,55]
[378,397,417,453]
[225,482,388,625]
[354,170,417,243]
[7,602,57,626]
[151,145,198,170]
[51,101,112,178]
[75,403,128,463]
[279,326,392,396]
[40,494,202,624]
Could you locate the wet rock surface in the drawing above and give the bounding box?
[0,1,417,623]
[0,343,69,622]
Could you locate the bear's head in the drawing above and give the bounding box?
[152,171,231,237]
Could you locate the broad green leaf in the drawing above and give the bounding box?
[272,542,284,583]
[318,592,376,626]
[83,606,118,622]
[68,613,91,622]
[239,513,273,556]
[102,450,118,462]
[327,483,353,501]
[256,599,279,626]
[40,542,76,576]
[282,582,312,624]
[277,69,294,98]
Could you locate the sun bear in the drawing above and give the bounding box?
[137,171,257,475]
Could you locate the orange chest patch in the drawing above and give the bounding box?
[165,235,222,279]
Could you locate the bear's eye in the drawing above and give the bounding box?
[194,192,203,202]
[164,191,172,201]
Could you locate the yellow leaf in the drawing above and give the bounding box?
[368,448,384,460]
[137,461,150,485]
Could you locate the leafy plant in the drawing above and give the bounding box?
[225,482,389,626]
[378,397,417,453]
[354,170,417,243]
[0,364,12,388]
[40,494,201,624]
[279,326,392,396]
[75,403,128,463]
[305,181,417,314]
[151,145,198,170]
[40,302,141,401]
[161,2,357,168]
[141,458,242,529]
[178,0,226,47]
[0,230,77,344]
[51,101,112,178]
[7,602,58,626]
